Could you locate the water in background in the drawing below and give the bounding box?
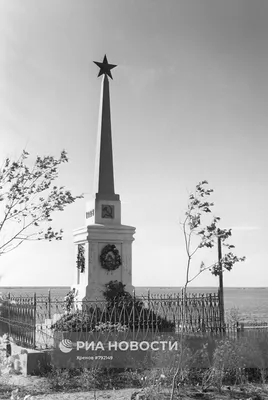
[1,286,268,322]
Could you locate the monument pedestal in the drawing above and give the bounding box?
[73,223,135,302]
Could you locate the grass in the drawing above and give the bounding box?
[2,366,268,400]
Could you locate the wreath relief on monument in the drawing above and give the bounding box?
[100,244,121,271]
[76,244,85,273]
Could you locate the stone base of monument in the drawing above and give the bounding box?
[2,341,51,376]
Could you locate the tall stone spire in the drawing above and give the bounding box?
[73,54,136,301]
[93,55,119,201]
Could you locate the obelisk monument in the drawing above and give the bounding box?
[72,55,136,301]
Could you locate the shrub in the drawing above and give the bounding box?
[52,281,175,333]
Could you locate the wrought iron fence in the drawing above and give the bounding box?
[142,291,222,332]
[1,289,268,375]
[0,293,37,348]
[0,290,225,349]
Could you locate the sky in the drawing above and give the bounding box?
[0,0,268,288]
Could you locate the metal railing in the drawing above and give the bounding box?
[0,293,37,348]
[0,290,224,349]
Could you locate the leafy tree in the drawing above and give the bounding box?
[182,180,245,284]
[0,149,83,255]
[170,180,246,400]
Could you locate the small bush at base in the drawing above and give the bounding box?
[41,366,144,392]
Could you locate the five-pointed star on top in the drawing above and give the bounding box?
[93,55,117,79]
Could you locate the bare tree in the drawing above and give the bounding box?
[0,149,83,256]
[170,180,245,399]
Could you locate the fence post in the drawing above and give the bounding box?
[237,321,244,339]
[175,293,180,333]
[33,292,37,349]
[133,289,135,339]
[218,236,225,330]
[7,292,11,337]
[201,294,206,333]
[181,289,184,332]
[48,289,51,319]
[218,288,225,334]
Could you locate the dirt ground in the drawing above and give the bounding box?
[0,356,136,399]
[0,367,137,400]
[1,373,137,399]
[0,375,136,400]
[1,348,268,399]
[2,373,268,400]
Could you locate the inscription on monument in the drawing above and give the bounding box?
[86,209,95,219]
